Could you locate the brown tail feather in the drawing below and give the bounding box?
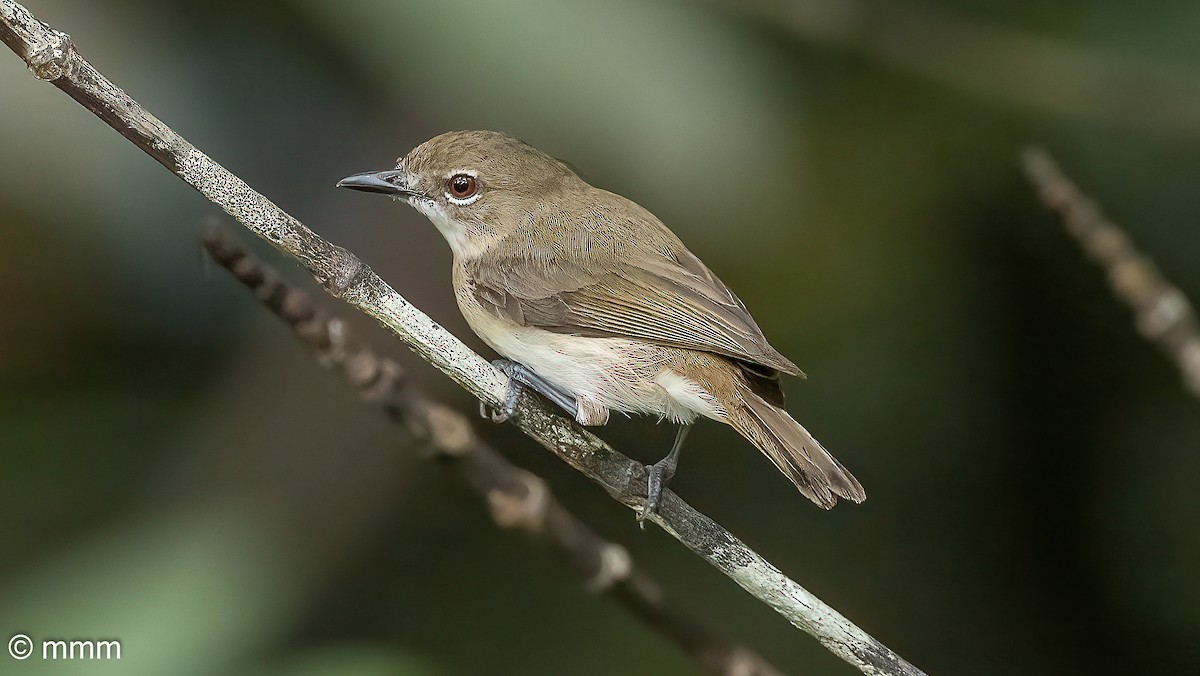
[726,390,866,509]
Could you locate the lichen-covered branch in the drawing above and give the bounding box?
[0,3,924,673]
[1021,148,1200,397]
[202,227,784,676]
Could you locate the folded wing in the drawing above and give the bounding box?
[467,245,803,380]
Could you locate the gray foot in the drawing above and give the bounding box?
[481,359,578,423]
[638,424,691,525]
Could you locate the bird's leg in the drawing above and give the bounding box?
[481,358,579,423]
[639,424,691,525]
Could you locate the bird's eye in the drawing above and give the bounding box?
[447,174,478,202]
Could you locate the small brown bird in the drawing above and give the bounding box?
[338,130,864,518]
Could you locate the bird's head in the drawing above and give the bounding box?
[338,130,581,258]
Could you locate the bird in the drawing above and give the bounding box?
[337,130,865,519]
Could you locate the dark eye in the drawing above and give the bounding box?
[447,174,478,201]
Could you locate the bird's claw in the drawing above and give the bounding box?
[637,455,678,527]
[480,366,524,423]
[482,358,582,424]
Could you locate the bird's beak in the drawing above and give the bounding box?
[336,169,417,197]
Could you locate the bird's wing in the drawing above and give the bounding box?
[467,248,803,378]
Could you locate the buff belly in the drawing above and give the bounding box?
[473,322,728,426]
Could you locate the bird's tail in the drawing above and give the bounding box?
[726,390,865,509]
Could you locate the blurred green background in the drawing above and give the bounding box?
[2,0,1199,674]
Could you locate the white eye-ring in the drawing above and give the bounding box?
[445,173,481,205]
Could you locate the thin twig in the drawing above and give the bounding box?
[0,3,923,673]
[1021,147,1200,397]
[201,226,784,676]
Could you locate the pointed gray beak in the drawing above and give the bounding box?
[336,169,416,197]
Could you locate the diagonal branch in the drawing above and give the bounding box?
[201,226,784,676]
[1021,148,1200,398]
[0,3,923,674]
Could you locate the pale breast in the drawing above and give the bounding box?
[453,264,725,425]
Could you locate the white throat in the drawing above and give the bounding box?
[410,198,486,259]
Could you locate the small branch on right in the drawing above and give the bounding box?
[1021,147,1200,397]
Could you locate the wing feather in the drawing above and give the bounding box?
[467,248,803,377]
